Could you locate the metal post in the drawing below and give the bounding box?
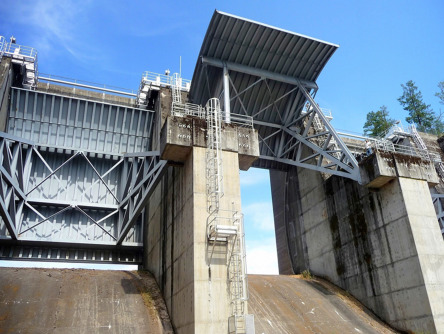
[223,64,231,123]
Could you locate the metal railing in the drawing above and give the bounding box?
[381,122,411,139]
[230,113,253,128]
[141,71,191,91]
[1,36,39,89]
[0,36,6,59]
[374,140,430,159]
[172,102,205,118]
[337,131,433,161]
[0,36,38,63]
[38,73,137,97]
[171,100,253,128]
[302,106,332,119]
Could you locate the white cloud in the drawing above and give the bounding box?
[246,238,279,275]
[10,0,101,62]
[242,201,275,231]
[240,168,270,186]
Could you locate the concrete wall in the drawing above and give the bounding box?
[36,82,136,107]
[144,147,243,334]
[271,154,444,333]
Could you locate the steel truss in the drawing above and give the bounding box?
[0,131,167,247]
[117,152,167,244]
[201,58,361,183]
[431,193,444,237]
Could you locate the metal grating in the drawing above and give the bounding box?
[0,244,142,263]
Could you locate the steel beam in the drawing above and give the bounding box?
[201,57,318,90]
[296,80,360,182]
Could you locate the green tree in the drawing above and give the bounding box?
[398,80,434,132]
[436,81,444,105]
[431,113,444,136]
[433,82,444,136]
[363,105,395,137]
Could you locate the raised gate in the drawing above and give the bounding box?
[0,87,167,264]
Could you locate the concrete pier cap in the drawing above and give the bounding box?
[271,148,444,333]
[359,150,439,188]
[160,114,259,170]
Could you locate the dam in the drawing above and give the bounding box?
[0,10,443,334]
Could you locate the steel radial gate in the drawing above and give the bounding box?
[0,86,167,263]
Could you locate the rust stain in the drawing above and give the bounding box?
[4,284,19,293]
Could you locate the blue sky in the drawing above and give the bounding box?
[1,0,443,274]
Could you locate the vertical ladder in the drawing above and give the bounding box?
[227,213,248,334]
[172,73,182,105]
[205,98,251,333]
[206,98,223,217]
[410,124,427,150]
[171,73,185,117]
[437,162,444,180]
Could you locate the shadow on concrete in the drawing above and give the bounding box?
[120,277,139,294]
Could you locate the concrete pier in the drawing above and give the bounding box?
[144,113,258,333]
[271,150,444,333]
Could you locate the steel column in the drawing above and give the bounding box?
[223,64,231,123]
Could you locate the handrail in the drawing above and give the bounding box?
[171,101,253,128]
[0,36,37,62]
[171,102,205,118]
[302,106,332,119]
[338,130,433,161]
[230,113,253,128]
[39,73,137,97]
[141,71,191,91]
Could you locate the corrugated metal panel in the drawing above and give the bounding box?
[8,88,154,154]
[191,10,338,100]
[189,11,338,170]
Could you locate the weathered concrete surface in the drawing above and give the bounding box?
[359,151,397,188]
[360,151,439,188]
[160,114,259,170]
[0,267,402,334]
[271,161,444,333]
[0,267,173,334]
[35,82,136,108]
[248,274,398,334]
[145,147,245,334]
